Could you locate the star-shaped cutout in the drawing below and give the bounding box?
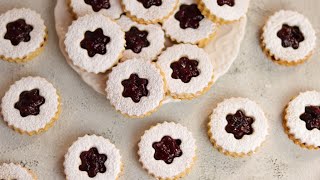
[4,19,33,46]
[300,106,320,131]
[225,110,254,139]
[170,57,200,83]
[125,27,150,54]
[80,28,110,57]
[84,0,111,12]
[174,4,204,29]
[152,136,183,164]
[14,89,45,117]
[121,74,149,103]
[217,0,235,6]
[137,0,162,9]
[277,24,305,49]
[79,147,107,178]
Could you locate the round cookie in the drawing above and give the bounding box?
[0,163,37,180]
[208,97,268,157]
[121,0,179,24]
[64,134,122,179]
[261,10,316,66]
[64,14,125,73]
[162,0,217,47]
[1,76,61,136]
[138,122,196,179]
[284,91,320,149]
[0,8,47,63]
[106,58,166,118]
[117,15,165,61]
[157,44,214,100]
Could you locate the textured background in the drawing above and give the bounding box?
[0,0,320,179]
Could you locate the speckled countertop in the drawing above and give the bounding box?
[0,0,320,179]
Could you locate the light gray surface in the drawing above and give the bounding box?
[0,0,320,179]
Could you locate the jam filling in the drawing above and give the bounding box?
[84,0,111,12]
[170,57,200,83]
[121,73,149,103]
[152,136,182,164]
[225,110,254,139]
[80,28,110,57]
[14,89,45,117]
[79,147,107,178]
[300,106,320,130]
[277,24,305,49]
[174,4,204,29]
[125,27,150,54]
[217,0,235,6]
[4,19,33,46]
[137,0,162,9]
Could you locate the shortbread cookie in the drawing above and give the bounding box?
[138,122,196,179]
[198,0,250,23]
[157,44,214,100]
[117,15,165,61]
[106,59,166,118]
[64,14,125,73]
[261,10,316,66]
[0,8,47,63]
[64,134,122,179]
[208,98,268,157]
[1,76,61,136]
[122,0,179,24]
[0,163,37,180]
[162,0,217,47]
[284,91,320,150]
[69,0,123,19]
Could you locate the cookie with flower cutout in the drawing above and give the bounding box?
[0,163,37,180]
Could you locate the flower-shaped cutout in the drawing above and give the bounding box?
[121,73,149,103]
[300,106,320,130]
[84,0,111,12]
[79,147,107,178]
[225,110,254,139]
[152,136,183,164]
[277,24,305,49]
[125,27,150,54]
[137,0,162,9]
[170,57,200,83]
[174,4,204,29]
[14,89,45,117]
[217,0,235,7]
[4,19,34,46]
[80,28,110,57]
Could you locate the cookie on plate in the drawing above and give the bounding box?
[0,163,37,180]
[138,122,196,179]
[64,14,125,73]
[1,76,61,136]
[157,44,214,100]
[64,134,123,179]
[208,97,268,157]
[261,10,316,66]
[0,8,47,63]
[162,0,217,47]
[106,58,166,118]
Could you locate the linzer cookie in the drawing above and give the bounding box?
[208,98,268,157]
[106,59,166,118]
[117,15,165,61]
[1,76,61,136]
[69,0,123,19]
[0,8,47,63]
[121,0,179,24]
[0,163,37,180]
[157,44,214,100]
[284,91,320,149]
[198,0,250,23]
[64,135,122,179]
[138,122,196,179]
[64,14,125,73]
[261,10,316,66]
[162,0,217,47]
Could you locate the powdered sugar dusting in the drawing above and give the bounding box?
[0,163,35,180]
